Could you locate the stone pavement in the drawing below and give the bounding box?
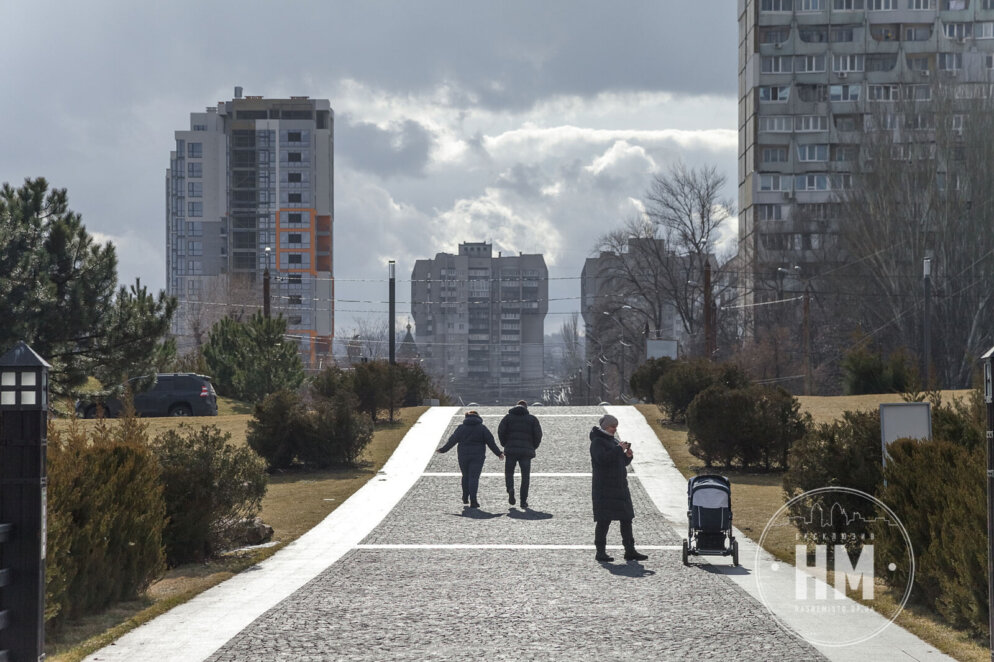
[87,406,953,662]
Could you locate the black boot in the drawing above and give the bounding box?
[508,491,516,505]
[624,545,649,561]
[470,499,480,508]
[463,493,469,505]
[595,547,614,562]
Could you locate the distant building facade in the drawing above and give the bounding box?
[738,0,994,307]
[411,242,548,403]
[166,87,334,365]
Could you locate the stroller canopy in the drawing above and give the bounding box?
[689,475,731,509]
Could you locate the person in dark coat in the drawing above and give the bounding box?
[590,414,648,562]
[497,399,543,508]
[437,410,503,508]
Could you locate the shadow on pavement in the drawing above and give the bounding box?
[601,561,656,578]
[452,508,505,520]
[507,508,554,520]
[694,562,751,576]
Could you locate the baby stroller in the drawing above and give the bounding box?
[682,474,738,566]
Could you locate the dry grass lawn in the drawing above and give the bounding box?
[46,406,428,662]
[635,397,987,662]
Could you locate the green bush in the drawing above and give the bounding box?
[46,416,166,628]
[153,425,268,564]
[629,357,674,403]
[247,389,306,470]
[782,410,883,544]
[203,312,304,402]
[654,359,750,422]
[875,439,987,638]
[248,387,375,470]
[298,392,375,468]
[687,384,809,470]
[841,343,917,395]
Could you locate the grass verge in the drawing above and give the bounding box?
[45,406,429,661]
[635,401,987,662]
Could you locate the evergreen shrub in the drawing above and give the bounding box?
[152,424,268,564]
[46,416,166,627]
[654,359,750,422]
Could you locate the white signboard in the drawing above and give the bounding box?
[880,402,931,467]
[646,339,678,360]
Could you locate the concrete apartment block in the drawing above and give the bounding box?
[166,88,334,365]
[411,242,548,404]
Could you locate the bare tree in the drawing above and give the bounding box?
[824,80,994,387]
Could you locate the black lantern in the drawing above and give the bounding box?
[0,341,50,411]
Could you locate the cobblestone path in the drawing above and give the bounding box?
[207,407,824,661]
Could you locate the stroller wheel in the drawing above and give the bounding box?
[682,540,689,566]
[732,539,739,567]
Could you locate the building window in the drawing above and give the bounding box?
[795,115,829,131]
[977,22,994,38]
[188,182,202,197]
[941,0,968,7]
[287,152,302,162]
[288,254,303,265]
[759,116,793,132]
[905,25,932,40]
[760,0,794,10]
[866,54,898,71]
[760,27,791,43]
[906,55,931,71]
[938,52,963,70]
[834,0,864,8]
[188,202,203,217]
[287,131,302,142]
[831,144,859,162]
[759,86,790,102]
[288,193,302,203]
[288,233,303,244]
[288,212,303,224]
[798,0,825,9]
[908,0,935,7]
[830,84,861,101]
[288,295,302,306]
[187,143,203,158]
[831,27,855,41]
[760,174,792,191]
[761,146,790,162]
[288,172,302,183]
[762,56,793,73]
[833,54,864,72]
[761,234,789,251]
[904,84,932,100]
[188,162,202,178]
[945,22,972,38]
[796,84,828,102]
[869,0,897,8]
[868,84,900,100]
[799,28,828,43]
[756,204,784,221]
[187,241,203,256]
[795,55,827,72]
[795,174,831,191]
[797,144,829,162]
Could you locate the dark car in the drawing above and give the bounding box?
[77,373,218,418]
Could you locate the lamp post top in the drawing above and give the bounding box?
[0,341,51,370]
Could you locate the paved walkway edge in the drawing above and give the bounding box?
[609,406,954,662]
[85,406,461,662]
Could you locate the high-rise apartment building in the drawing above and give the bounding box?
[738,0,994,304]
[166,88,334,365]
[411,242,548,404]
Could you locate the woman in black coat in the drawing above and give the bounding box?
[437,410,503,508]
[590,414,648,562]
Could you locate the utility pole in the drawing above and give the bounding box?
[923,257,931,388]
[803,284,812,395]
[388,260,396,365]
[263,246,272,319]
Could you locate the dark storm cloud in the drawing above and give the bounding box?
[337,116,434,177]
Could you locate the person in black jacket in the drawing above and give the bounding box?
[497,400,543,508]
[437,410,503,508]
[590,414,648,562]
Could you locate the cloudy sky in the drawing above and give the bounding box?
[1,0,738,338]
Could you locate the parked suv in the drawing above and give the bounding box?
[77,373,218,418]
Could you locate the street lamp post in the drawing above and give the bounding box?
[923,257,932,388]
[263,246,272,319]
[982,345,994,659]
[0,341,50,661]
